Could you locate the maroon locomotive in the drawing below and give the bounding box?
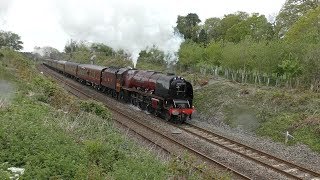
[44,59,194,123]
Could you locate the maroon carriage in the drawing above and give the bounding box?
[101,67,118,90]
[101,67,131,97]
[65,61,79,77]
[77,64,107,86]
[56,61,67,73]
[51,60,59,70]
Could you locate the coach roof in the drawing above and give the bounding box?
[78,64,107,71]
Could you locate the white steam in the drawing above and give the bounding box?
[54,0,184,66]
[0,0,12,25]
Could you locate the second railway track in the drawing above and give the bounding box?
[176,123,320,180]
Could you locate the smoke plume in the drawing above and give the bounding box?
[54,0,184,66]
[0,0,12,25]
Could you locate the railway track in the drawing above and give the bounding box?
[177,123,320,180]
[38,64,250,179]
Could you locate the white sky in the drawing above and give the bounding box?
[1,0,286,58]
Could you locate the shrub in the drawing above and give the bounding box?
[80,100,111,119]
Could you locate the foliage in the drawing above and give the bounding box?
[275,0,319,37]
[203,17,221,42]
[63,41,133,68]
[276,58,302,79]
[0,31,23,50]
[178,40,205,70]
[176,13,201,42]
[218,12,248,40]
[198,29,208,46]
[33,46,62,59]
[136,46,166,69]
[64,39,90,54]
[80,100,111,119]
[225,13,273,43]
[177,34,320,90]
[0,94,171,179]
[285,6,320,44]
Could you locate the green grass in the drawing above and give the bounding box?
[0,93,170,179]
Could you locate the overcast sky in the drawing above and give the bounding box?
[0,0,286,62]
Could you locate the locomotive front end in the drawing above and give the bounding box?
[168,77,194,122]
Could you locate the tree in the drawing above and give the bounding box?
[285,6,320,43]
[90,43,114,56]
[33,46,61,59]
[0,31,23,50]
[203,17,222,42]
[137,46,166,66]
[198,29,208,46]
[225,13,274,43]
[218,12,248,41]
[275,0,319,38]
[176,13,201,42]
[178,40,205,70]
[64,39,78,53]
[186,13,201,26]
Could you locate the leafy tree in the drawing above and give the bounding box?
[302,45,320,91]
[64,39,78,53]
[275,0,319,38]
[276,58,302,80]
[203,17,222,42]
[33,46,61,59]
[285,6,320,43]
[218,12,248,40]
[137,46,166,66]
[186,13,201,26]
[0,31,23,50]
[204,42,222,66]
[198,29,208,46]
[90,43,114,56]
[225,13,274,43]
[176,13,201,41]
[178,40,205,70]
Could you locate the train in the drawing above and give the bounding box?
[43,59,194,123]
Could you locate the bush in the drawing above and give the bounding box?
[80,100,111,119]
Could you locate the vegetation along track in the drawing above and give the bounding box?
[38,64,249,179]
[176,123,320,180]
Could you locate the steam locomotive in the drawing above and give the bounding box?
[43,59,194,123]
